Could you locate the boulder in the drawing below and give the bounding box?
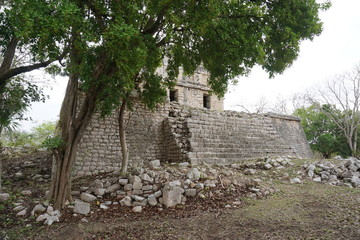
[149,160,161,169]
[73,202,90,215]
[132,206,142,213]
[119,196,132,207]
[290,178,301,184]
[0,193,10,202]
[185,189,197,197]
[187,168,201,181]
[106,184,121,193]
[118,179,129,186]
[80,193,97,203]
[244,169,256,175]
[148,195,157,206]
[162,184,185,208]
[129,176,141,184]
[94,188,106,196]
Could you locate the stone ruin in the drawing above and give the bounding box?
[73,66,313,177]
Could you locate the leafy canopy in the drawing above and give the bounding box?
[4,0,329,116]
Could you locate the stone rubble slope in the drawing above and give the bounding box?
[301,157,360,188]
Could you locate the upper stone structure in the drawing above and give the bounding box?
[157,64,224,111]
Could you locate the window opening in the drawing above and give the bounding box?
[203,94,210,109]
[170,90,178,102]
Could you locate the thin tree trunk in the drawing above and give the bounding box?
[118,98,129,175]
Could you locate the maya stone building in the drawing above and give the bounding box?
[73,67,312,177]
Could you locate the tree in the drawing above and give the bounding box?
[0,1,69,93]
[316,64,360,157]
[6,0,329,209]
[294,103,351,158]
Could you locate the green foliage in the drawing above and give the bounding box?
[294,104,351,158]
[3,0,328,119]
[0,77,45,134]
[2,121,57,148]
[42,135,63,150]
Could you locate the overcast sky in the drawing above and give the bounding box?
[20,0,360,131]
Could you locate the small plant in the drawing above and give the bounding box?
[42,135,63,150]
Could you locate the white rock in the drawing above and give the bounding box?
[13,205,25,212]
[264,163,272,170]
[118,179,129,185]
[290,178,301,184]
[187,168,201,181]
[16,208,27,217]
[46,206,54,215]
[141,174,154,183]
[185,189,197,197]
[0,193,10,202]
[148,195,157,206]
[154,190,162,198]
[132,206,142,212]
[21,190,32,196]
[73,202,90,215]
[244,169,256,175]
[307,170,314,178]
[162,184,184,208]
[313,177,322,182]
[44,215,59,225]
[131,195,145,202]
[100,203,109,210]
[149,160,161,169]
[179,162,190,167]
[80,193,97,203]
[120,196,132,207]
[106,184,121,193]
[133,182,143,190]
[31,204,46,216]
[36,214,49,222]
[94,188,106,196]
[129,176,141,184]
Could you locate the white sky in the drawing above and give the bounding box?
[20,0,360,131]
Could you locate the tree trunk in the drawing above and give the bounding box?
[48,73,100,209]
[118,98,129,175]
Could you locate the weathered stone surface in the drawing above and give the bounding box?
[132,206,142,213]
[124,184,133,191]
[94,188,106,196]
[149,160,161,169]
[80,193,97,203]
[148,195,157,206]
[244,169,256,175]
[129,176,141,184]
[142,185,153,191]
[185,189,197,197]
[16,208,27,217]
[264,163,272,170]
[154,190,162,198]
[162,184,185,208]
[120,196,132,207]
[0,193,10,202]
[13,205,25,212]
[187,168,201,181]
[21,190,32,196]
[31,204,46,216]
[118,179,129,185]
[106,184,121,193]
[73,202,90,215]
[133,182,143,190]
[313,177,322,182]
[141,174,154,183]
[290,178,301,184]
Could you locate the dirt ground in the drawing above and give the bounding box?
[1,152,360,240]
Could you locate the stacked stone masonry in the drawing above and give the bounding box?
[74,102,313,177]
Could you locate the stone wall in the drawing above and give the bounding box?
[74,102,312,177]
